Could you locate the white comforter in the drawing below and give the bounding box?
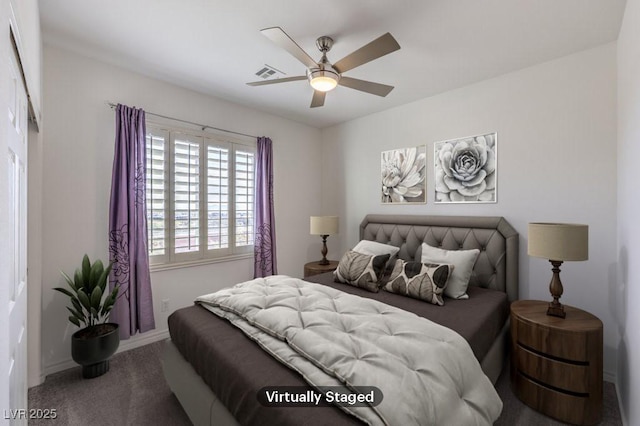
[196,275,502,425]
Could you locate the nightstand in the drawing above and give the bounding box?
[510,300,603,425]
[304,261,339,278]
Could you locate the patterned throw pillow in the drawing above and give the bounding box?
[383,260,453,306]
[333,250,390,292]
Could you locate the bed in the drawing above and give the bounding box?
[162,214,519,426]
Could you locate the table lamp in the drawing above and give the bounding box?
[310,216,339,265]
[528,222,589,318]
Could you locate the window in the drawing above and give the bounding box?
[145,124,255,266]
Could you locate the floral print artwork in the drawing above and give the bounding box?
[434,133,497,203]
[381,146,427,203]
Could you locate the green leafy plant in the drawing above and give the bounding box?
[54,254,120,328]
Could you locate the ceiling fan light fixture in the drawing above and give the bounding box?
[308,69,340,92]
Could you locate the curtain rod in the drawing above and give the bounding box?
[107,102,258,139]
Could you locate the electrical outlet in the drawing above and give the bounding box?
[161,299,170,313]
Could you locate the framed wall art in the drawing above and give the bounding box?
[381,145,426,204]
[434,132,497,203]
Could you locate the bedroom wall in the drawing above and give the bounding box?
[40,45,323,375]
[616,0,640,423]
[321,43,619,379]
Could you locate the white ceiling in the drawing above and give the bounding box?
[39,0,626,129]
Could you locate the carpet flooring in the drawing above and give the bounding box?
[29,341,623,425]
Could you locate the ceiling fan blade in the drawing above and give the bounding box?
[261,27,318,69]
[310,90,326,108]
[246,76,307,86]
[333,33,400,74]
[338,76,394,97]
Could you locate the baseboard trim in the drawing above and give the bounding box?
[604,370,616,383]
[614,378,628,426]
[28,373,46,388]
[602,370,628,426]
[117,328,170,353]
[42,328,170,379]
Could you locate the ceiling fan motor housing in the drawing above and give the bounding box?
[316,36,334,53]
[308,36,340,91]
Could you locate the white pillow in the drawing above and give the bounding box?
[420,242,480,299]
[353,240,400,258]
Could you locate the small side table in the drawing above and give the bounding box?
[510,300,603,425]
[304,260,339,278]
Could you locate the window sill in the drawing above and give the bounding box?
[149,253,253,273]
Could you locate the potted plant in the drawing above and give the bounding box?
[54,254,120,378]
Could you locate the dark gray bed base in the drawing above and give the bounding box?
[162,214,519,426]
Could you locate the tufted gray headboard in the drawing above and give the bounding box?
[360,215,519,302]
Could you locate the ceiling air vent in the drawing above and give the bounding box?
[255,64,285,79]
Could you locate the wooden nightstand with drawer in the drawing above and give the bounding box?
[304,261,339,278]
[510,300,603,425]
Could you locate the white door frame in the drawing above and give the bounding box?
[3,19,29,426]
[0,0,12,418]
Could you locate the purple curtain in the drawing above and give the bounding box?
[254,137,277,277]
[108,104,155,339]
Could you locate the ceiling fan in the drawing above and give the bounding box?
[247,27,401,108]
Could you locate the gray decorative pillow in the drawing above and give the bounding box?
[333,250,390,292]
[421,242,480,300]
[353,240,400,259]
[384,260,454,306]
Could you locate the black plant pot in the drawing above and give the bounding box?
[71,323,120,379]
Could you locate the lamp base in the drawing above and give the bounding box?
[546,260,567,319]
[318,235,329,265]
[546,302,566,318]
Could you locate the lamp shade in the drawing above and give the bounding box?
[528,223,588,261]
[310,216,339,236]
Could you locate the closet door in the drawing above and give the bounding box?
[7,39,28,426]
